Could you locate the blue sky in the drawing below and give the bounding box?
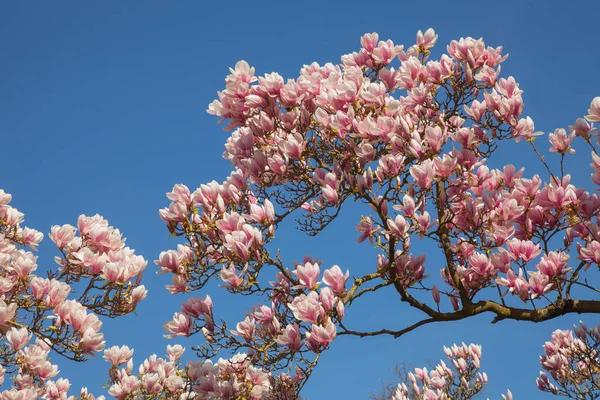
[1,1,599,398]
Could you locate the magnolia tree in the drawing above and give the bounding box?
[1,29,600,399]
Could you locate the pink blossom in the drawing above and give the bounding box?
[496,269,530,301]
[431,285,440,304]
[232,316,256,342]
[548,128,576,154]
[322,265,349,293]
[506,239,542,263]
[103,345,134,366]
[288,292,324,324]
[163,312,192,338]
[537,251,570,279]
[49,224,77,249]
[182,295,213,319]
[585,96,600,122]
[360,33,379,53]
[221,264,243,288]
[569,117,596,139]
[6,327,31,351]
[528,272,553,299]
[79,327,106,353]
[307,321,336,348]
[416,28,438,51]
[295,261,320,290]
[410,159,436,189]
[356,216,380,244]
[166,344,185,361]
[276,323,302,351]
[0,189,11,206]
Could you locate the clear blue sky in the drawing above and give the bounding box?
[2,1,599,398]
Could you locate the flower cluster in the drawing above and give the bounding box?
[537,322,600,398]
[390,342,513,400]
[0,189,147,398]
[156,29,600,398]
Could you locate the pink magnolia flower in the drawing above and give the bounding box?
[322,265,349,293]
[163,312,192,338]
[182,295,213,319]
[360,33,379,53]
[288,292,324,324]
[0,189,11,206]
[578,240,600,264]
[569,117,596,139]
[496,269,530,301]
[356,216,380,244]
[79,327,106,353]
[276,323,302,351]
[104,345,134,366]
[307,321,336,348]
[49,224,77,249]
[506,239,542,263]
[232,316,256,342]
[591,152,600,186]
[416,28,438,51]
[221,264,243,288]
[528,272,553,299]
[166,344,185,362]
[6,327,31,351]
[537,251,570,279]
[585,96,600,122]
[548,128,576,154]
[295,261,320,290]
[512,116,543,143]
[410,159,436,189]
[431,285,440,304]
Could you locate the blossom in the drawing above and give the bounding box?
[585,96,600,122]
[322,265,349,293]
[548,128,576,154]
[295,261,320,290]
[416,28,438,51]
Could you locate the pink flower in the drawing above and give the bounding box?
[49,224,77,249]
[512,116,543,143]
[424,126,444,153]
[416,28,438,51]
[356,216,380,244]
[295,261,320,290]
[163,312,192,338]
[569,118,596,139]
[288,292,324,324]
[537,251,570,279]
[6,327,31,351]
[506,239,542,263]
[410,159,436,189]
[79,327,106,353]
[276,323,302,351]
[0,190,11,206]
[104,345,134,366]
[221,264,243,288]
[548,128,576,154]
[385,215,409,239]
[496,269,530,301]
[307,321,336,348]
[182,295,213,319]
[322,265,349,293]
[232,316,256,342]
[578,240,600,264]
[431,285,440,304]
[528,272,553,299]
[585,96,600,122]
[360,33,379,53]
[166,344,185,361]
